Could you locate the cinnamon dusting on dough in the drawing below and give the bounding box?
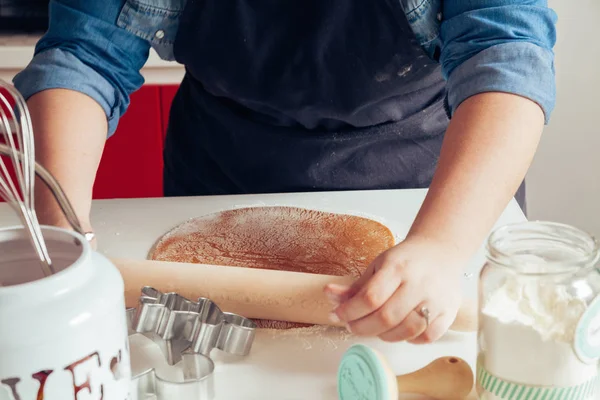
[151,206,394,329]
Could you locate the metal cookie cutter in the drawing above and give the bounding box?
[128,344,216,400]
[126,287,257,399]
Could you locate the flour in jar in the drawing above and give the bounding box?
[479,269,598,398]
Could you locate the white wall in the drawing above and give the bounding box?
[527,0,600,237]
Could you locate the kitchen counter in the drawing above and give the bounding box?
[0,189,526,399]
[0,34,185,84]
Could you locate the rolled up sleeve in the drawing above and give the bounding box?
[13,0,151,137]
[440,1,557,123]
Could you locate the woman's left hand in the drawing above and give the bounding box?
[324,237,464,344]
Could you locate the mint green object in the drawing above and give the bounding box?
[338,344,392,400]
[477,364,598,400]
[574,294,600,364]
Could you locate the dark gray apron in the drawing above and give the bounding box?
[163,0,527,212]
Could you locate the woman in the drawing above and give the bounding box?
[15,0,556,344]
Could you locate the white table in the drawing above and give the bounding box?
[0,189,526,399]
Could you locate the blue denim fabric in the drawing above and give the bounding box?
[13,0,557,137]
[13,0,151,135]
[439,1,557,121]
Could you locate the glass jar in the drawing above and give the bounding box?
[477,221,600,400]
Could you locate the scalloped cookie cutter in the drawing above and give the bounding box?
[126,287,257,399]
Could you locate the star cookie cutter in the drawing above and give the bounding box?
[126,287,257,399]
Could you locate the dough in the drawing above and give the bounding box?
[150,206,395,329]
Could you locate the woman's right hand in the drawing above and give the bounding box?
[81,221,97,251]
[87,232,98,251]
[43,216,97,250]
[36,200,97,250]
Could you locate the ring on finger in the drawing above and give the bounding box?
[415,305,430,328]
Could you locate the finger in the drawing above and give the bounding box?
[346,284,420,336]
[324,283,352,295]
[377,302,431,342]
[326,261,379,302]
[323,283,353,306]
[408,313,452,345]
[333,262,402,323]
[339,253,391,299]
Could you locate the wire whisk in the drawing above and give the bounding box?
[0,79,54,276]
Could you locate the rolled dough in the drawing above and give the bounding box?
[150,206,395,329]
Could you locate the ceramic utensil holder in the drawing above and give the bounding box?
[0,226,131,400]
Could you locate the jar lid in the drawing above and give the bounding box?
[337,344,395,400]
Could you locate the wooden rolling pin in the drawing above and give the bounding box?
[112,258,477,332]
[338,344,474,400]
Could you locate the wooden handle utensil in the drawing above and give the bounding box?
[396,357,474,399]
[112,258,477,331]
[338,344,474,400]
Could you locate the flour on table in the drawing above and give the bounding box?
[261,325,352,351]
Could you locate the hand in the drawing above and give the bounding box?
[73,220,97,251]
[36,210,97,251]
[324,237,464,344]
[84,225,98,251]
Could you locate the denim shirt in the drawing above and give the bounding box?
[14,0,557,137]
